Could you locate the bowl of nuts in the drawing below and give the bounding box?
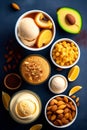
[50,38,80,69]
[45,95,78,128]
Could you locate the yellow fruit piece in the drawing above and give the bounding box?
[35,12,52,29]
[2,91,11,110]
[29,124,43,130]
[68,65,80,81]
[69,86,82,96]
[37,29,52,48]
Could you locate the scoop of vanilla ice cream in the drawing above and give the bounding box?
[18,18,40,46]
[51,76,66,92]
[16,99,36,118]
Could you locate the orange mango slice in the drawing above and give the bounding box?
[69,86,82,96]
[29,124,43,130]
[68,65,80,81]
[37,29,52,48]
[2,91,11,110]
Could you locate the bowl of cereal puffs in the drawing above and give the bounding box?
[50,38,80,69]
[45,95,78,128]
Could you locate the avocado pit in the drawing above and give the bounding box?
[65,14,76,25]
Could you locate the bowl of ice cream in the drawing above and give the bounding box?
[48,74,68,94]
[20,54,51,85]
[45,95,78,128]
[9,90,42,124]
[50,38,80,69]
[15,10,56,51]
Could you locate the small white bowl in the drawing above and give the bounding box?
[48,74,68,94]
[45,95,78,128]
[50,38,80,69]
[15,10,56,51]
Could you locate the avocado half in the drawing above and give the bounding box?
[57,7,82,34]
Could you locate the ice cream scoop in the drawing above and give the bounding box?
[18,18,40,46]
[49,74,68,94]
[15,99,36,119]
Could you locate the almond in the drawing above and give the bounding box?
[50,114,56,121]
[65,14,76,25]
[56,109,64,114]
[75,97,80,103]
[11,3,20,10]
[57,101,65,106]
[51,105,58,112]
[58,104,66,110]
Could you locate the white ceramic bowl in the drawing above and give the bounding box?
[9,90,42,124]
[50,38,80,69]
[15,10,56,51]
[45,95,78,128]
[48,74,68,94]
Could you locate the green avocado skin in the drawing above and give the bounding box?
[57,7,82,34]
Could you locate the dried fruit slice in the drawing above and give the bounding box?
[37,29,52,48]
[35,12,52,29]
[29,124,43,130]
[2,91,11,110]
[68,65,80,81]
[69,86,82,96]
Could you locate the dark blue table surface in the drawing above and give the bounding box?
[0,0,87,130]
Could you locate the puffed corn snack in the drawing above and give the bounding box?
[52,40,79,66]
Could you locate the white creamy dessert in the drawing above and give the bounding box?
[9,90,42,124]
[18,18,40,46]
[49,74,68,94]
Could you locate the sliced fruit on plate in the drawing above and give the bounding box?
[69,86,82,96]
[37,29,52,48]
[35,12,53,29]
[57,7,82,34]
[68,65,80,81]
[2,91,11,110]
[29,124,43,130]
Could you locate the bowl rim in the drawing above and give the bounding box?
[44,94,78,128]
[15,9,56,51]
[48,74,68,94]
[50,38,80,69]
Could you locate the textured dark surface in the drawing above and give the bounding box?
[0,0,87,130]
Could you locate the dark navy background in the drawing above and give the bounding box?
[0,0,87,130]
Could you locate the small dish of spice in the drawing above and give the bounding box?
[4,73,22,90]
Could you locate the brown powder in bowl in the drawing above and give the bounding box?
[4,73,22,90]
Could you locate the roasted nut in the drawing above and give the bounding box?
[58,114,64,119]
[49,99,58,105]
[57,101,65,106]
[11,3,20,10]
[56,109,64,114]
[55,96,63,101]
[64,113,70,119]
[57,119,63,126]
[58,104,66,110]
[75,97,79,103]
[63,96,68,103]
[61,117,69,125]
[64,108,70,114]
[51,105,58,111]
[50,114,56,121]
